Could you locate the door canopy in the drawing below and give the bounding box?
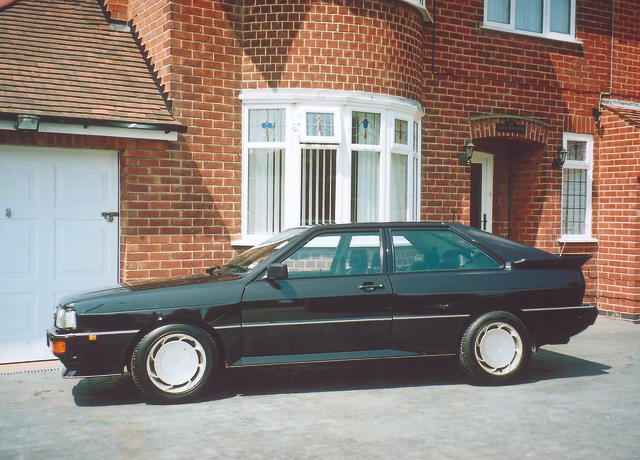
[469,114,549,147]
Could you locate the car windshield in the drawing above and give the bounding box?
[209,228,307,275]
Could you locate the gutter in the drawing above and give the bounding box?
[0,113,186,141]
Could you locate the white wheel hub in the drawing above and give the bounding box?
[474,322,523,375]
[147,333,207,393]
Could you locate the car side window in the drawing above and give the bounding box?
[391,229,501,272]
[282,232,381,278]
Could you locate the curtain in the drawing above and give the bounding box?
[390,154,408,221]
[516,0,543,32]
[248,149,283,234]
[550,0,570,34]
[488,0,510,23]
[351,151,379,222]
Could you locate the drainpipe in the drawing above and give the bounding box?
[599,0,615,102]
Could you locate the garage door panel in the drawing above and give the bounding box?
[0,219,37,280]
[0,161,38,204]
[55,219,111,278]
[0,293,37,338]
[56,165,110,207]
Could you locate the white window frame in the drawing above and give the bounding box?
[483,0,578,43]
[559,132,596,243]
[237,89,423,246]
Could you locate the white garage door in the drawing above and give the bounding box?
[0,146,119,363]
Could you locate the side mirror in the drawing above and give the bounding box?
[267,263,288,280]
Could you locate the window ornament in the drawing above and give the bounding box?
[261,120,274,139]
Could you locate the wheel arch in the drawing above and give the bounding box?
[123,316,228,372]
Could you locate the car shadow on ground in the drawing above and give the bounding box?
[72,349,610,407]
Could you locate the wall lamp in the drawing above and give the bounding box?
[552,146,568,170]
[458,139,474,165]
[17,114,40,131]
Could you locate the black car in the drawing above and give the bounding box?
[47,222,597,402]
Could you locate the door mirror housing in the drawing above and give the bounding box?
[267,263,288,280]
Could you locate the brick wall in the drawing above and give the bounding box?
[595,108,640,319]
[242,0,425,101]
[115,0,243,281]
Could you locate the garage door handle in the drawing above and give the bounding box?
[358,282,385,292]
[101,211,119,222]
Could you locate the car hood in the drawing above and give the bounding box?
[59,273,245,314]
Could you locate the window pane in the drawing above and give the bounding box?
[248,109,285,142]
[351,151,379,222]
[391,229,501,272]
[487,0,510,23]
[390,154,408,221]
[413,121,419,153]
[301,148,336,225]
[562,168,587,235]
[283,232,381,278]
[352,112,381,145]
[516,0,542,32]
[550,0,570,33]
[306,112,335,137]
[248,149,284,234]
[395,119,409,145]
[566,140,586,161]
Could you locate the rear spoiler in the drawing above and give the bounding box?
[511,254,592,269]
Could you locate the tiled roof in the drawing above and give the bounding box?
[0,0,184,131]
[602,104,640,128]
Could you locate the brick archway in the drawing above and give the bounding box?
[469,114,549,146]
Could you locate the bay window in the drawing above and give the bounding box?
[240,90,423,244]
[484,0,576,41]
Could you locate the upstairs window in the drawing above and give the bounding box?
[484,0,576,41]
[560,133,593,241]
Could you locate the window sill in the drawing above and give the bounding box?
[232,235,272,248]
[480,25,582,46]
[558,236,598,244]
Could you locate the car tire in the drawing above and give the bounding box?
[459,311,531,385]
[130,324,219,403]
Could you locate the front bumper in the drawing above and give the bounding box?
[46,328,139,378]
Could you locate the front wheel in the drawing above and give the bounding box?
[130,324,219,403]
[459,311,531,385]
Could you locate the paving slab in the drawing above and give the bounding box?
[0,317,637,460]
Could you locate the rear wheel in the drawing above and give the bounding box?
[459,311,530,384]
[130,324,219,403]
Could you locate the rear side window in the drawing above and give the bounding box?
[391,229,501,272]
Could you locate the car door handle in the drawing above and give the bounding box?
[358,282,385,292]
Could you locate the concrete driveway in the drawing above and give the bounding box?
[0,316,637,460]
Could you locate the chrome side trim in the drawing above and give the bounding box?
[522,305,596,313]
[50,329,139,339]
[242,316,392,328]
[393,314,470,320]
[213,324,242,330]
[231,349,456,367]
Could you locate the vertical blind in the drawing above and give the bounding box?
[301,148,337,225]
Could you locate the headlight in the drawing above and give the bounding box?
[54,306,77,330]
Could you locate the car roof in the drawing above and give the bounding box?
[299,222,555,262]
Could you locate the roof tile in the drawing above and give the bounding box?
[0,0,184,131]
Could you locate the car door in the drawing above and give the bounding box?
[240,230,392,361]
[388,227,506,355]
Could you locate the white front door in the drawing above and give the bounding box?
[0,146,119,363]
[470,152,494,233]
